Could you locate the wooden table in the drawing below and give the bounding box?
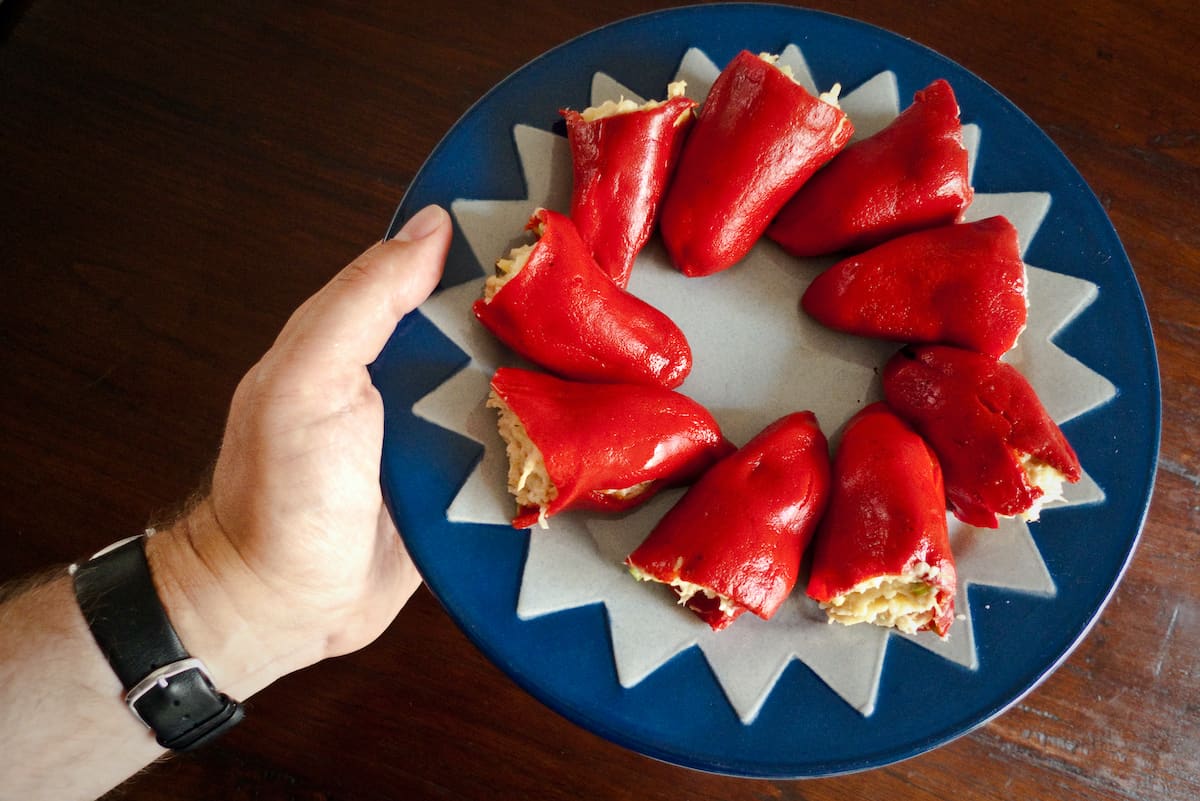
[3,1,1196,799]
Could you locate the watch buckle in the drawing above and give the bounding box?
[123,657,212,729]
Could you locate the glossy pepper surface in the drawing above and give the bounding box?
[562,90,697,287]
[801,215,1027,358]
[625,412,831,630]
[490,367,733,529]
[769,78,973,257]
[806,403,956,637]
[658,50,854,277]
[882,345,1082,528]
[473,208,692,388]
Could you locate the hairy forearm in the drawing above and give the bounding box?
[0,570,165,801]
[0,510,313,801]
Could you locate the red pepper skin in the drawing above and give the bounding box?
[882,345,1082,528]
[806,403,956,637]
[473,209,692,388]
[491,367,734,529]
[800,216,1027,358]
[562,95,697,288]
[658,51,854,277]
[768,79,973,257]
[625,412,831,630]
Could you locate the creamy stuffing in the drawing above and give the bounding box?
[483,218,548,302]
[758,52,843,109]
[578,81,690,123]
[488,391,557,529]
[598,480,654,500]
[820,561,946,635]
[1016,451,1069,521]
[483,244,534,302]
[628,563,742,618]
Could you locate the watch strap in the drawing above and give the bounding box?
[72,535,244,751]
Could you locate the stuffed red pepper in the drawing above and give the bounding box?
[800,215,1027,358]
[659,51,854,277]
[474,208,692,388]
[625,412,831,630]
[806,403,956,637]
[562,81,697,287]
[769,78,973,257]
[488,367,733,529]
[882,345,1082,528]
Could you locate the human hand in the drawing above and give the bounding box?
[147,205,451,699]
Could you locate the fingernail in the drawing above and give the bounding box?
[391,205,447,243]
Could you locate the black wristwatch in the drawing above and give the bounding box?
[71,534,244,751]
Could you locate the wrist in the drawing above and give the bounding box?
[145,500,321,701]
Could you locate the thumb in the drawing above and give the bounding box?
[276,205,451,370]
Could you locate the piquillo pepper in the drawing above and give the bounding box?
[882,345,1082,528]
[562,83,698,288]
[658,51,854,277]
[806,403,956,637]
[474,208,692,388]
[768,78,973,257]
[625,412,831,630]
[488,367,733,529]
[800,215,1027,358]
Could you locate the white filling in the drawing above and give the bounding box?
[828,106,851,143]
[488,391,557,528]
[579,80,690,122]
[598,480,654,500]
[757,52,793,79]
[483,244,533,302]
[820,561,945,635]
[758,52,843,110]
[628,564,741,617]
[483,218,548,303]
[818,82,843,109]
[1017,451,1069,521]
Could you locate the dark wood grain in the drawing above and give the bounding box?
[2,1,1197,799]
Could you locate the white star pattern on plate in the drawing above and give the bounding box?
[414,45,1116,722]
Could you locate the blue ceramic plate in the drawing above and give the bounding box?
[374,4,1159,777]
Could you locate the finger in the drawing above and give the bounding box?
[275,205,452,371]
